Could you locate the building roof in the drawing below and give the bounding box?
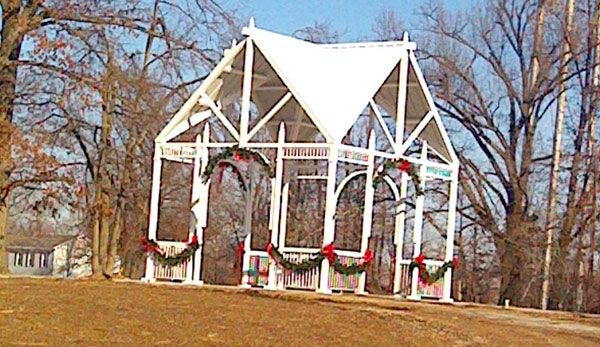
[6,234,75,252]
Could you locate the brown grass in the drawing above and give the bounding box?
[0,277,599,346]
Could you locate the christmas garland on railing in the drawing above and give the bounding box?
[140,236,200,267]
[373,159,423,196]
[266,243,374,275]
[201,146,274,191]
[409,253,458,285]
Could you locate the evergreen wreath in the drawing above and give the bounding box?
[266,243,374,275]
[201,146,274,191]
[373,159,423,196]
[409,253,458,285]
[140,236,200,267]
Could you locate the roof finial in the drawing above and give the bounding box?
[248,17,255,28]
[402,32,409,42]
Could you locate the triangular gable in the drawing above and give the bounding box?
[156,41,246,143]
[246,27,406,143]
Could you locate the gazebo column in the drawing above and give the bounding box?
[185,135,202,284]
[356,132,376,295]
[191,125,210,284]
[266,124,285,290]
[440,164,459,302]
[240,233,252,287]
[393,172,409,295]
[408,142,428,301]
[318,144,338,294]
[142,145,163,282]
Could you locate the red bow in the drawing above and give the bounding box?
[452,256,459,268]
[188,235,199,246]
[234,151,243,161]
[266,243,273,254]
[140,237,151,253]
[237,242,245,258]
[415,253,425,265]
[398,160,411,172]
[322,243,336,263]
[362,250,374,264]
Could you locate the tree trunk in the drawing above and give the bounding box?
[542,0,575,310]
[104,202,124,276]
[0,3,26,274]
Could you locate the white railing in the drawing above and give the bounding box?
[329,254,362,291]
[153,241,191,281]
[396,258,445,298]
[396,259,413,296]
[282,146,329,159]
[337,148,369,165]
[247,251,269,287]
[418,261,445,298]
[280,249,320,290]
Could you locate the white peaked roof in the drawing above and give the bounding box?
[246,27,408,142]
[157,23,457,164]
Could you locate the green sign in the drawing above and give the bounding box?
[426,166,452,178]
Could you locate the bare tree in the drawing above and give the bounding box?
[372,9,404,41]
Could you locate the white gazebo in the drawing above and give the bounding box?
[142,20,459,302]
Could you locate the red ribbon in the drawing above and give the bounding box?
[452,256,459,268]
[237,242,245,258]
[415,253,425,265]
[322,243,336,263]
[398,160,411,172]
[362,249,374,264]
[188,235,199,246]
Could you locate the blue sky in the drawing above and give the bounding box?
[228,0,472,40]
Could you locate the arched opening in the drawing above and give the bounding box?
[201,150,273,285]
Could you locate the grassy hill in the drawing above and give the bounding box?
[1,278,599,346]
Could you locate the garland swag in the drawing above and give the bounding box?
[373,159,423,196]
[409,253,458,285]
[266,243,374,275]
[201,146,274,191]
[141,236,200,267]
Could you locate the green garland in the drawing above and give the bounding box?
[266,243,373,275]
[141,236,200,267]
[373,159,423,196]
[201,146,274,190]
[331,259,370,276]
[409,254,458,285]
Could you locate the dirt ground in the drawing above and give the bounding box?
[1,277,599,346]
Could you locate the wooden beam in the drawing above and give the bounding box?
[247,92,292,140]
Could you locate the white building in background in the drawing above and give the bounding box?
[7,234,76,277]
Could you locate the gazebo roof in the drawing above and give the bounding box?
[245,27,408,142]
[157,22,457,164]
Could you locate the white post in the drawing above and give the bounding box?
[393,172,409,295]
[240,234,252,288]
[395,35,410,150]
[356,131,376,295]
[318,144,338,294]
[267,123,285,290]
[185,135,202,284]
[239,38,254,145]
[440,164,459,303]
[278,183,289,248]
[143,144,163,282]
[408,142,428,301]
[191,125,210,284]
